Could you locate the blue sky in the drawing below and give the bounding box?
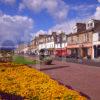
[0,0,100,46]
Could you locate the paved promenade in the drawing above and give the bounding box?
[24,55,100,100]
[29,59,100,100]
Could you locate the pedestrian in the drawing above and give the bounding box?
[78,55,83,64]
[87,55,91,63]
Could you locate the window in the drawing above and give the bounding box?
[90,23,93,27]
[99,33,100,41]
[71,36,73,43]
[87,34,89,42]
[83,34,86,42]
[51,36,54,41]
[77,35,79,43]
[62,35,66,42]
[57,37,59,43]
[87,22,93,29]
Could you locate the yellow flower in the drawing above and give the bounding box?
[0,63,87,100]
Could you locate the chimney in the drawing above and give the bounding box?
[73,23,86,33]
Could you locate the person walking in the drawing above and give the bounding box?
[78,54,83,64]
[87,55,91,63]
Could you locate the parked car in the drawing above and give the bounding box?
[66,53,78,59]
[54,49,68,57]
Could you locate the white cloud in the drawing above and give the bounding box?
[72,4,95,11]
[94,6,100,19]
[19,0,44,12]
[93,0,100,20]
[19,3,25,11]
[0,14,34,46]
[19,0,69,20]
[35,30,47,36]
[34,20,78,36]
[44,0,68,20]
[49,21,75,34]
[0,0,15,4]
[98,0,100,3]
[34,20,79,36]
[34,16,91,38]
[71,4,96,18]
[49,17,91,34]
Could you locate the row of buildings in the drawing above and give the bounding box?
[15,19,100,59]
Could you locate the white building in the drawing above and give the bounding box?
[46,42,54,49]
[23,46,29,54]
[86,19,95,30]
[45,36,55,49]
[37,32,68,55]
[38,34,55,55]
[92,32,100,59]
[55,33,67,49]
[38,35,47,50]
[38,43,46,50]
[86,19,100,59]
[15,44,28,54]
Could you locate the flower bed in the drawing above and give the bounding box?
[0,63,87,100]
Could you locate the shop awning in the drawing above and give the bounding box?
[67,45,79,49]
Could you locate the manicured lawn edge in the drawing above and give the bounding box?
[13,55,38,65]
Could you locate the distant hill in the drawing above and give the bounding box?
[0,46,16,50]
[0,40,16,50]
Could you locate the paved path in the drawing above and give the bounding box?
[30,60,100,100]
[23,55,100,100]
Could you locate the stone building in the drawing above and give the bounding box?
[90,19,100,59]
[67,19,100,59]
[67,22,93,58]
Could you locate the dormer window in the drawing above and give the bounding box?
[88,23,93,27]
[90,23,93,26]
[86,20,94,30]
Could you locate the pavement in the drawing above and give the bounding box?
[56,57,100,67]
[22,55,100,100]
[28,58,100,100]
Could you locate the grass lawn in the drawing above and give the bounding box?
[13,55,38,65]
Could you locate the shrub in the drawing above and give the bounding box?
[43,56,52,65]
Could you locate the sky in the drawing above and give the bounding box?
[0,0,100,47]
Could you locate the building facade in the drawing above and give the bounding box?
[16,19,100,59]
[67,19,100,59]
[55,33,67,49]
[93,32,100,58]
[87,19,100,59]
[15,44,28,54]
[67,22,93,59]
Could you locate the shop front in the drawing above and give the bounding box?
[81,43,92,59]
[48,48,54,55]
[66,44,92,59]
[67,45,79,58]
[54,48,68,57]
[94,45,100,58]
